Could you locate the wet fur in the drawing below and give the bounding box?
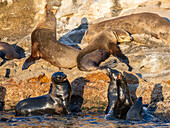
[113,74,133,120]
[15,72,71,116]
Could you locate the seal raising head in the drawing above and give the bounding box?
[15,72,71,116]
[113,73,133,120]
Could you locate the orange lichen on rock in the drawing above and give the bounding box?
[26,74,51,83]
[85,72,110,83]
[1,75,51,110]
[163,80,170,85]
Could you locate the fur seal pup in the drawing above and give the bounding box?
[22,4,80,70]
[83,12,170,44]
[77,29,133,71]
[0,42,20,60]
[105,68,119,114]
[113,73,133,120]
[15,72,71,116]
[126,97,143,121]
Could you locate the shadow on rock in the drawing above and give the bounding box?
[59,17,88,49]
[148,83,164,112]
[163,17,170,23]
[0,86,6,111]
[69,77,89,113]
[123,71,139,102]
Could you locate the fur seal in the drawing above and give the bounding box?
[83,12,170,44]
[105,68,118,114]
[126,97,143,121]
[0,42,20,60]
[77,29,133,71]
[15,72,71,116]
[113,73,133,120]
[22,4,80,70]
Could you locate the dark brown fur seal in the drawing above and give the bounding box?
[77,29,133,71]
[0,42,20,60]
[15,72,71,116]
[113,73,133,120]
[83,12,170,44]
[22,4,80,70]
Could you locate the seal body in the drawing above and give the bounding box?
[83,12,170,44]
[22,5,80,70]
[113,73,133,120]
[105,68,118,114]
[77,29,133,71]
[15,72,71,116]
[0,42,20,60]
[126,97,143,121]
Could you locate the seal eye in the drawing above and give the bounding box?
[120,36,125,40]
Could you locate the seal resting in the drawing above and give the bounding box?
[126,97,143,121]
[0,42,20,60]
[77,29,133,71]
[113,73,133,120]
[22,4,80,70]
[15,72,71,116]
[83,12,170,44]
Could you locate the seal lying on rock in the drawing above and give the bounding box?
[15,72,71,116]
[83,12,170,44]
[0,42,20,60]
[77,29,133,71]
[22,4,80,70]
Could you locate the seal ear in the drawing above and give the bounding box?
[112,31,118,41]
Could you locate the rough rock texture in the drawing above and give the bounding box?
[0,0,169,117]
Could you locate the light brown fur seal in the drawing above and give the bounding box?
[0,42,20,60]
[83,12,170,44]
[77,29,133,71]
[22,4,80,70]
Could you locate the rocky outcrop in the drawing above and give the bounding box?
[0,0,169,117]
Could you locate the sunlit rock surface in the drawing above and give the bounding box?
[0,0,169,118]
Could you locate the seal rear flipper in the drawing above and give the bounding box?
[22,56,39,70]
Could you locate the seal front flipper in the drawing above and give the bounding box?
[109,43,132,71]
[22,41,41,70]
[22,56,39,70]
